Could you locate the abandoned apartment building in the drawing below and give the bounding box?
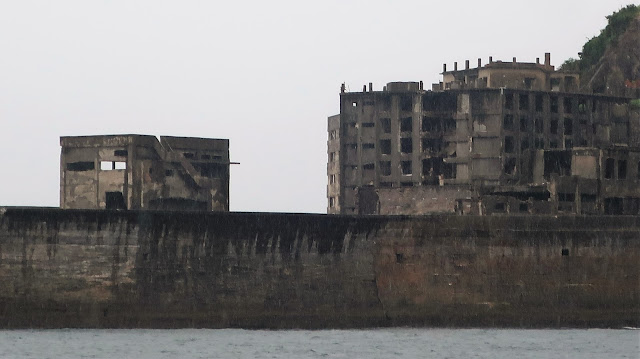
[60,135,231,211]
[328,53,640,215]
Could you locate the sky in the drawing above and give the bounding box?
[0,1,637,213]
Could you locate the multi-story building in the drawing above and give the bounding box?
[328,53,640,215]
[60,135,231,211]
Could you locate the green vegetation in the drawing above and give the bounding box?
[559,4,639,71]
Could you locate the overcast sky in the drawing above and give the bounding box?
[0,1,636,213]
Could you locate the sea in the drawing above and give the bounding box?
[0,328,638,358]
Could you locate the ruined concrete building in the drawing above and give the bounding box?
[328,53,640,215]
[61,135,231,211]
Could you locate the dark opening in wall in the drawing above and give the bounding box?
[504,136,515,153]
[521,138,530,151]
[581,194,597,202]
[401,182,413,187]
[423,93,457,111]
[504,157,516,175]
[564,139,573,149]
[381,96,391,111]
[592,100,597,113]
[183,152,195,159]
[400,138,413,153]
[534,118,543,134]
[401,161,412,175]
[380,118,392,133]
[544,151,571,178]
[380,140,391,155]
[329,152,336,162]
[165,169,174,177]
[422,138,442,153]
[114,150,128,157]
[422,117,441,132]
[380,161,391,176]
[193,163,227,178]
[519,94,529,110]
[380,182,393,187]
[564,118,573,135]
[535,95,543,112]
[443,163,456,179]
[550,119,559,134]
[519,203,528,212]
[201,154,211,160]
[563,98,572,114]
[363,143,375,150]
[520,116,529,132]
[363,122,375,128]
[604,197,623,214]
[535,137,544,149]
[550,96,558,113]
[400,96,413,112]
[422,158,443,184]
[443,119,456,132]
[396,253,404,263]
[105,191,126,210]
[618,160,627,179]
[605,158,615,179]
[558,193,575,202]
[363,163,375,170]
[503,115,514,130]
[524,78,534,90]
[494,202,506,212]
[400,117,412,132]
[550,141,559,149]
[561,248,569,256]
[66,161,95,171]
[505,94,514,110]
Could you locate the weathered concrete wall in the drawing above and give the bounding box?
[0,208,638,328]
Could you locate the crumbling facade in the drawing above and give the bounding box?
[61,135,231,211]
[328,53,640,215]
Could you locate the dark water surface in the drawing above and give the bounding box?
[0,328,637,358]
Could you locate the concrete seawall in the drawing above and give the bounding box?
[0,207,638,328]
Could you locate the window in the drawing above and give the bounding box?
[183,152,195,159]
[564,118,573,135]
[504,136,515,153]
[563,97,572,114]
[558,193,575,202]
[201,154,211,160]
[519,203,529,212]
[352,101,357,107]
[400,96,412,111]
[329,197,335,207]
[550,96,558,113]
[520,116,529,132]
[105,192,126,210]
[380,140,391,155]
[380,118,391,133]
[401,182,413,187]
[503,115,514,130]
[329,152,336,162]
[400,117,412,132]
[521,138,530,151]
[380,161,391,176]
[519,94,529,110]
[578,99,587,114]
[422,138,442,153]
[400,138,412,153]
[380,182,393,187]
[165,169,174,177]
[422,117,440,132]
[534,118,543,134]
[100,161,112,170]
[363,163,375,170]
[564,139,573,149]
[363,143,375,150]
[114,161,126,170]
[362,122,375,128]
[66,161,94,171]
[494,203,506,212]
[618,160,627,179]
[401,161,412,175]
[504,158,516,175]
[114,149,128,157]
[605,158,615,179]
[550,119,558,134]
[329,174,336,184]
[535,95,543,112]
[505,93,514,110]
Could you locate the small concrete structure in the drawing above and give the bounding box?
[60,135,231,211]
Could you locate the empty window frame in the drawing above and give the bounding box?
[550,119,559,134]
[363,143,375,150]
[564,118,573,135]
[550,96,558,113]
[519,94,529,110]
[362,122,375,128]
[422,117,441,132]
[535,95,543,112]
[605,158,615,179]
[618,160,627,179]
[401,161,412,175]
[504,157,517,175]
[422,138,442,153]
[380,140,392,155]
[503,115,514,130]
[363,163,375,170]
[504,136,515,153]
[534,118,543,134]
[563,97,572,114]
[380,118,392,133]
[400,117,412,132]
[520,116,529,132]
[66,161,94,171]
[114,149,128,157]
[521,138,530,151]
[400,138,413,153]
[505,93,514,110]
[400,96,413,112]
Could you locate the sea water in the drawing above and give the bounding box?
[0,328,638,358]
